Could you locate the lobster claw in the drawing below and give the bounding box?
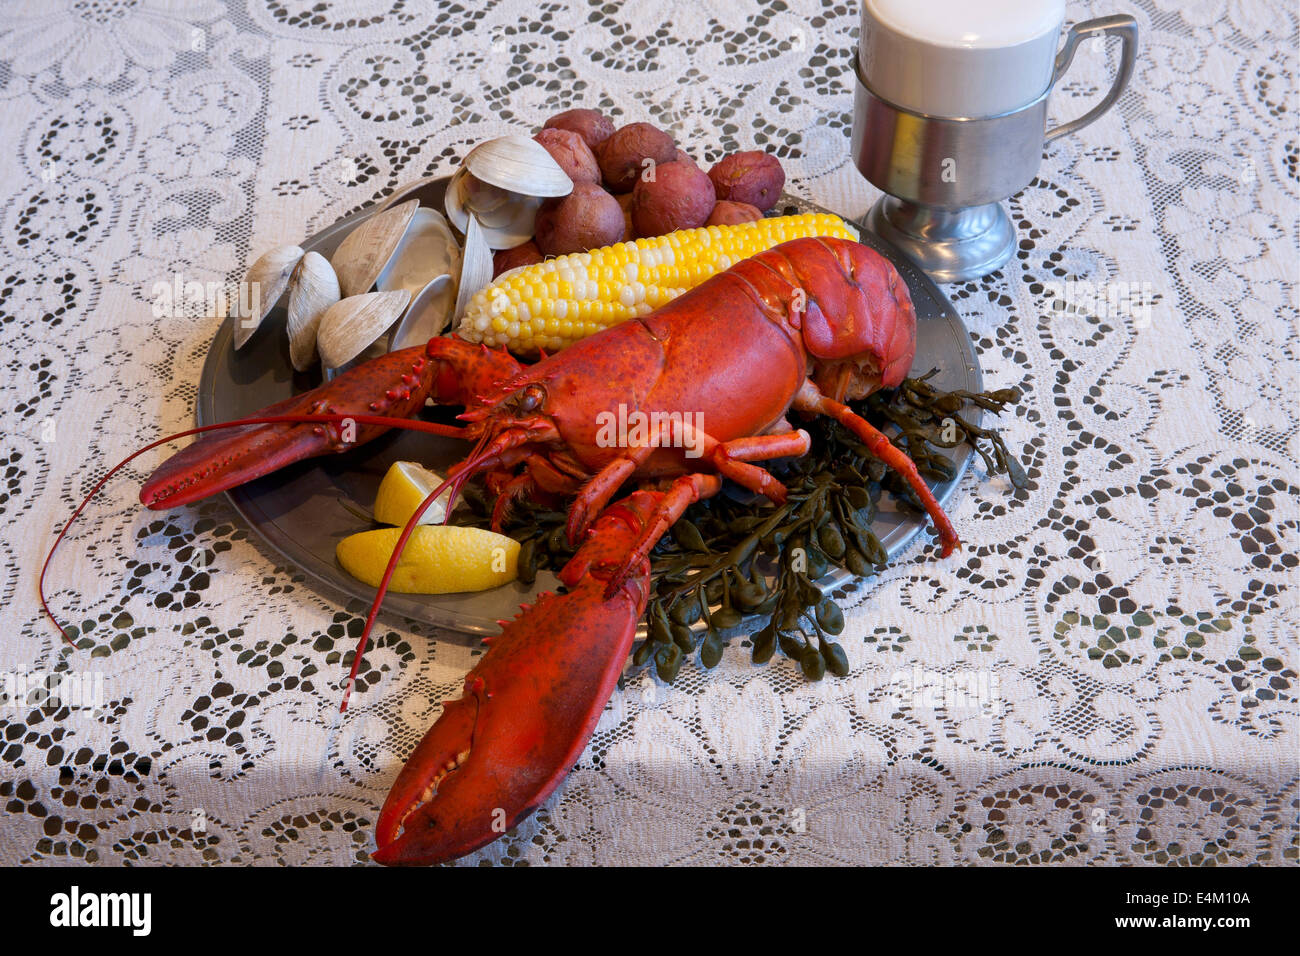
[372,491,661,865]
[139,339,525,511]
[140,347,438,509]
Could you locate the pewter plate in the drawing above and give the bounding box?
[197,179,982,635]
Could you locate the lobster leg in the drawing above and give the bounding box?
[372,488,673,866]
[793,380,960,557]
[488,455,577,530]
[489,472,535,530]
[564,426,810,544]
[694,427,813,504]
[563,444,656,545]
[604,473,724,598]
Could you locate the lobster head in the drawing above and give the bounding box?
[773,237,917,404]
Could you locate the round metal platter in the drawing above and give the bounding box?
[198,178,983,635]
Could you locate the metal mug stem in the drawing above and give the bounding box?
[852,15,1139,282]
[868,199,1016,286]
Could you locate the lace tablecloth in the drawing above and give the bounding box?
[2,0,1296,866]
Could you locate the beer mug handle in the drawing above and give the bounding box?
[1044,15,1139,144]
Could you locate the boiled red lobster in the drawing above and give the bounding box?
[43,236,958,865]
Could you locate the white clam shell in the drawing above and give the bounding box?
[389,274,456,352]
[453,214,495,323]
[235,244,303,349]
[443,172,471,233]
[376,207,461,298]
[445,169,541,251]
[462,177,513,220]
[316,290,411,371]
[286,252,340,372]
[330,199,419,298]
[464,135,573,198]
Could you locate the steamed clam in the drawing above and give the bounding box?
[464,135,573,197]
[390,274,456,352]
[445,172,538,251]
[374,207,462,354]
[445,134,573,250]
[234,244,303,349]
[286,252,340,372]
[316,290,411,370]
[331,199,419,298]
[233,174,490,371]
[236,197,467,372]
[376,207,460,298]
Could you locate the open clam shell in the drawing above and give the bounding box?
[464,135,573,198]
[376,207,461,298]
[286,252,340,372]
[316,290,411,371]
[389,274,456,352]
[445,168,541,251]
[330,199,418,298]
[235,244,303,349]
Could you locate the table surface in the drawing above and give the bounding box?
[1,0,1295,866]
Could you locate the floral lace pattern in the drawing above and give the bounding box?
[0,0,1295,865]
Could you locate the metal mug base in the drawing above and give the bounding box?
[866,197,1016,284]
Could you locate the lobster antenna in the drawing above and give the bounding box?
[440,428,494,526]
[40,412,468,647]
[339,432,501,713]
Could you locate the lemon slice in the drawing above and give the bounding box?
[336,526,520,594]
[373,460,454,526]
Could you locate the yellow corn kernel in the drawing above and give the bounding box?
[456,213,856,354]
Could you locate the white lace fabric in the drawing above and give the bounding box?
[0,0,1295,865]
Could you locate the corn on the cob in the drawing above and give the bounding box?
[456,213,855,354]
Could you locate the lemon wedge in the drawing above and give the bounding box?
[336,526,519,594]
[373,460,454,526]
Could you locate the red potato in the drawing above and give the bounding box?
[542,108,615,151]
[534,183,625,256]
[708,150,785,212]
[533,128,600,185]
[673,148,697,167]
[631,161,716,237]
[597,122,677,193]
[706,200,762,226]
[493,240,544,279]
